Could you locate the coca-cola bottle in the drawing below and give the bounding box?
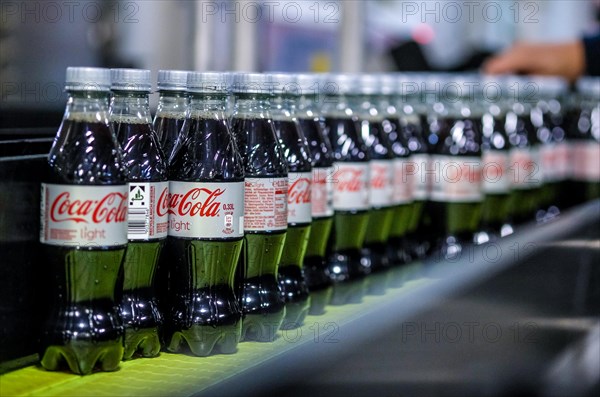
[297,73,334,315]
[424,75,483,259]
[322,74,370,304]
[270,73,311,328]
[568,77,600,203]
[380,74,414,267]
[398,73,430,259]
[356,74,394,279]
[230,73,288,342]
[504,76,543,227]
[152,70,188,327]
[478,76,511,242]
[39,67,128,374]
[153,70,189,162]
[531,76,569,217]
[164,72,245,356]
[109,69,168,359]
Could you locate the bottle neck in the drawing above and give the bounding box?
[156,90,188,116]
[356,94,382,120]
[188,93,228,119]
[232,93,271,118]
[378,94,398,117]
[398,94,422,117]
[322,92,354,118]
[110,91,152,124]
[64,90,111,123]
[271,93,296,120]
[296,94,321,119]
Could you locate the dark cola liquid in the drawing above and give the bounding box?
[383,117,414,266]
[48,119,125,184]
[272,119,311,328]
[153,115,186,163]
[113,120,167,359]
[324,116,369,305]
[426,117,482,259]
[230,116,287,342]
[166,116,245,355]
[41,118,126,374]
[170,117,243,177]
[298,117,334,295]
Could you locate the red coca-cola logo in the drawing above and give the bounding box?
[50,191,127,223]
[336,168,365,192]
[156,187,170,217]
[168,188,223,217]
[288,178,311,205]
[371,165,389,190]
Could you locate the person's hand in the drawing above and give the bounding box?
[483,41,585,82]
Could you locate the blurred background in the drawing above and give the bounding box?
[1,0,599,116]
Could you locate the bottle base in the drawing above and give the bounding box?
[40,339,123,375]
[167,323,241,356]
[360,244,390,274]
[303,255,333,291]
[386,237,412,266]
[327,250,369,283]
[281,298,311,330]
[123,327,161,360]
[241,310,286,342]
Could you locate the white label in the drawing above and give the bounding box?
[40,184,128,247]
[167,181,244,238]
[571,141,600,182]
[429,155,482,203]
[554,142,570,181]
[332,162,369,211]
[369,160,393,207]
[128,182,169,240]
[311,167,334,218]
[392,158,414,205]
[530,147,544,186]
[482,151,510,194]
[287,172,312,224]
[541,143,570,182]
[411,154,429,200]
[244,177,287,231]
[509,148,542,190]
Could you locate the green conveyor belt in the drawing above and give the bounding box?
[0,265,429,397]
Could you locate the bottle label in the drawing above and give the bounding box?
[554,142,570,181]
[482,151,510,194]
[287,172,312,224]
[540,143,569,183]
[392,158,414,205]
[127,182,169,240]
[244,177,288,231]
[40,184,128,247]
[370,160,394,207]
[411,154,429,200]
[332,162,369,211]
[429,155,482,203]
[571,141,600,182]
[311,167,334,218]
[509,148,542,190]
[166,181,244,238]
